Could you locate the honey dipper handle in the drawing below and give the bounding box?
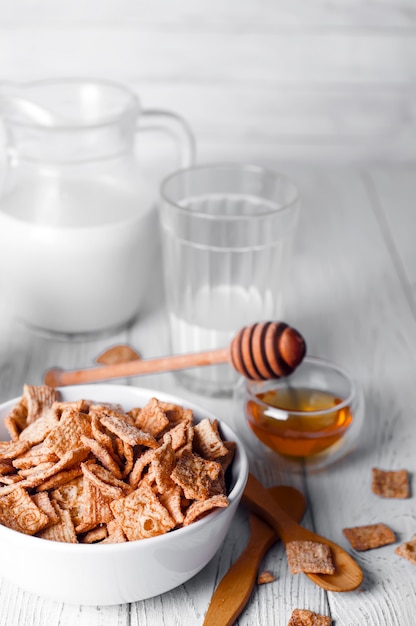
[44,347,230,387]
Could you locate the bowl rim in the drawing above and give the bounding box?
[0,383,249,552]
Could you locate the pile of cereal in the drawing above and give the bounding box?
[0,385,235,543]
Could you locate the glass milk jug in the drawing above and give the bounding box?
[0,78,194,335]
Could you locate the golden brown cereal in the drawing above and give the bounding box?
[257,570,275,585]
[80,526,108,544]
[96,344,141,365]
[128,448,155,488]
[159,402,193,427]
[31,491,60,527]
[37,502,78,543]
[110,482,176,541]
[19,462,55,477]
[0,485,49,535]
[90,413,115,452]
[36,467,84,492]
[286,541,335,575]
[288,609,332,626]
[23,384,60,424]
[219,441,236,472]
[372,468,410,498]
[4,398,28,440]
[183,494,229,526]
[81,435,122,479]
[81,462,131,500]
[159,485,185,525]
[101,519,127,544]
[343,523,396,551]
[151,434,176,494]
[51,476,84,527]
[12,448,59,471]
[19,412,60,444]
[395,534,416,564]
[100,411,158,448]
[0,439,32,460]
[76,475,115,533]
[121,441,134,478]
[171,451,224,501]
[0,460,14,475]
[43,409,93,458]
[163,421,187,451]
[193,418,229,461]
[133,398,169,437]
[0,385,233,544]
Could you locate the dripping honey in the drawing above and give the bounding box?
[246,387,353,458]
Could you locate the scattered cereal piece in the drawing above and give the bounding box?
[395,534,416,564]
[288,608,332,626]
[371,468,410,499]
[96,344,141,365]
[286,541,335,575]
[257,570,275,585]
[343,523,396,551]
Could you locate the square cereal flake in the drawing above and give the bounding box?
[288,609,332,626]
[395,534,416,565]
[286,540,335,575]
[372,468,410,499]
[343,523,396,551]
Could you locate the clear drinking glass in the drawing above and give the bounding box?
[159,163,300,396]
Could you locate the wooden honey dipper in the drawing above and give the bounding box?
[44,321,306,388]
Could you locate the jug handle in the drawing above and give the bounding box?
[137,109,196,168]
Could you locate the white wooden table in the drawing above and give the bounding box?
[0,164,415,625]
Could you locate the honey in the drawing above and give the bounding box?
[246,387,353,458]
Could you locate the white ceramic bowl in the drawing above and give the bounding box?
[0,384,248,605]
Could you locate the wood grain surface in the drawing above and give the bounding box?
[0,2,415,623]
[0,164,415,625]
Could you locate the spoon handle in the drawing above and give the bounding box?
[243,473,363,592]
[203,515,275,626]
[203,486,306,626]
[243,473,304,543]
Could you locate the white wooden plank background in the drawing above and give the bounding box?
[0,163,415,625]
[0,3,415,624]
[0,0,415,162]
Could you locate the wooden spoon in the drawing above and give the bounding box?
[203,485,306,626]
[243,473,363,592]
[43,321,306,387]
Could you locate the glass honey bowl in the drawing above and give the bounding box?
[241,356,364,469]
